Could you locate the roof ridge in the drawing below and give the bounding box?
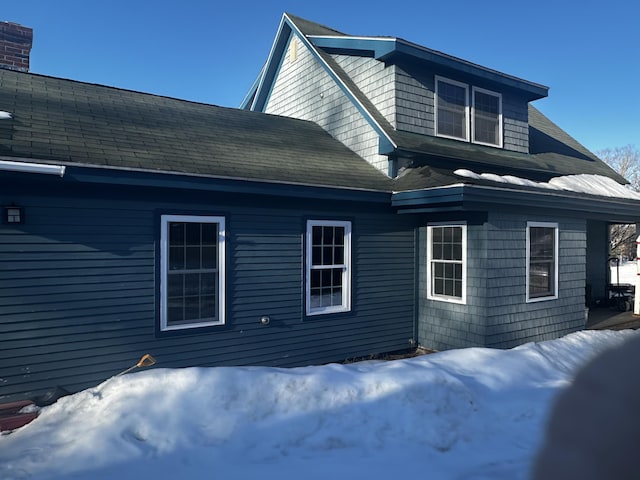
[283,13,348,37]
[0,68,241,112]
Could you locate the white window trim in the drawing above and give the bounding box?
[435,76,470,142]
[305,220,352,316]
[526,221,559,303]
[160,214,226,331]
[471,86,503,148]
[426,222,467,305]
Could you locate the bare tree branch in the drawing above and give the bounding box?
[597,145,640,257]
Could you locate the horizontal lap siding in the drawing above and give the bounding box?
[0,192,156,398]
[1,183,416,401]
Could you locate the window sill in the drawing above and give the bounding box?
[526,295,558,303]
[427,295,467,305]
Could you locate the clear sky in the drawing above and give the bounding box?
[3,0,639,153]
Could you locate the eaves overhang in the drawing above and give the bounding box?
[392,184,640,223]
[308,35,548,101]
[0,159,391,204]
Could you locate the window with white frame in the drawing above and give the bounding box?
[472,87,502,147]
[435,77,469,141]
[160,215,225,331]
[435,77,503,148]
[306,220,351,315]
[526,222,558,302]
[427,224,467,303]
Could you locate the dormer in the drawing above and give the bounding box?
[244,14,551,177]
[310,34,548,153]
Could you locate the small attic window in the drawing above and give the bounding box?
[289,37,298,63]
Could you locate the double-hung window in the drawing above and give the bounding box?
[526,222,558,302]
[306,220,351,316]
[160,215,225,331]
[435,77,469,141]
[427,224,467,304]
[472,87,502,147]
[436,77,502,148]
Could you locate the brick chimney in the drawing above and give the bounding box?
[0,22,33,72]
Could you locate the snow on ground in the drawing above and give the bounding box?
[611,260,637,284]
[1,329,638,480]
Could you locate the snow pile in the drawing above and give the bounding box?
[454,169,640,200]
[0,329,637,480]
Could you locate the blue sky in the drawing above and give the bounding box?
[4,0,638,153]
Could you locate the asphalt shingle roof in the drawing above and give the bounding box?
[0,68,392,192]
[0,15,626,199]
[286,14,627,191]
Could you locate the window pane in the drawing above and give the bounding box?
[530,227,554,261]
[444,243,454,261]
[434,277,444,296]
[169,246,184,270]
[169,223,184,246]
[201,295,216,320]
[452,244,462,261]
[474,91,500,145]
[323,246,333,265]
[331,287,342,306]
[202,246,216,269]
[167,303,183,325]
[310,289,321,308]
[201,223,216,245]
[201,273,216,295]
[167,273,184,298]
[320,269,332,288]
[184,297,200,321]
[312,246,322,266]
[324,226,334,245]
[312,226,322,246]
[437,81,467,139]
[332,268,342,288]
[310,269,321,289]
[185,246,201,270]
[454,278,462,298]
[185,223,201,245]
[530,263,552,295]
[184,273,200,296]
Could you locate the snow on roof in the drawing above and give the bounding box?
[454,169,640,201]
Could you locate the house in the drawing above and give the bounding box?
[1,15,638,403]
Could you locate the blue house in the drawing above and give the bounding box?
[1,15,638,403]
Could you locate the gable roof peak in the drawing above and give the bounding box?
[282,13,348,37]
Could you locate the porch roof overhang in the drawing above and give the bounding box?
[392,183,640,223]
